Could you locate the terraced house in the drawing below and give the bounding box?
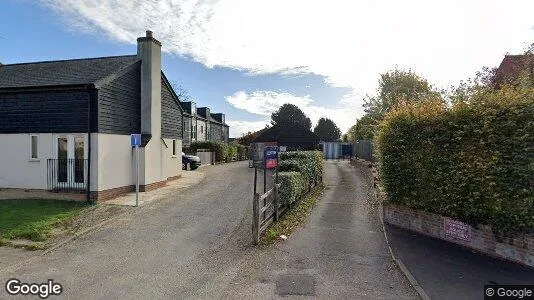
[181,101,229,146]
[0,31,229,201]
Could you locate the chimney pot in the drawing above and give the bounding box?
[146,30,153,38]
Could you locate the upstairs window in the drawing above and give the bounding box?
[172,140,177,156]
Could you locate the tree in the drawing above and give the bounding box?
[363,68,442,120]
[271,103,312,130]
[346,114,376,141]
[237,131,257,146]
[170,81,191,102]
[313,117,341,141]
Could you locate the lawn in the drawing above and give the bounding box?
[0,199,88,243]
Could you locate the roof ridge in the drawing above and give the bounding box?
[0,54,137,67]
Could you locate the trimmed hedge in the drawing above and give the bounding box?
[278,172,305,205]
[376,95,534,234]
[190,141,228,162]
[278,151,324,205]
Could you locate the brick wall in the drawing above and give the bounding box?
[384,204,534,268]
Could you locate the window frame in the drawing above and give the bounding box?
[172,140,177,157]
[29,134,39,161]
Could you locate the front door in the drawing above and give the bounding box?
[55,135,87,190]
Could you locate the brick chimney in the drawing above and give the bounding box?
[137,30,162,144]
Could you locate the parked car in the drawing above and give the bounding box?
[182,152,201,170]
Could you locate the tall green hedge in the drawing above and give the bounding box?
[278,151,324,205]
[376,94,534,234]
[278,172,305,205]
[190,141,228,162]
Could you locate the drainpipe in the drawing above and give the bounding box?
[86,85,93,203]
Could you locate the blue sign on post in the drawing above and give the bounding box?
[131,134,141,147]
[264,146,278,169]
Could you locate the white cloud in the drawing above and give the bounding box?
[41,0,534,97]
[224,91,313,116]
[226,120,270,138]
[225,90,364,137]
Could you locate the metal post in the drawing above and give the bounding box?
[135,145,139,207]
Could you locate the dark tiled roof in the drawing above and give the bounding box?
[181,101,192,114]
[196,107,209,119]
[0,55,139,89]
[494,54,534,85]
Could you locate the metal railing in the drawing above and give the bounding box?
[47,159,88,193]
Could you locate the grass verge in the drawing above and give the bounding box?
[259,183,325,245]
[0,199,89,247]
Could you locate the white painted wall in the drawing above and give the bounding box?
[0,133,51,189]
[94,133,136,191]
[0,132,183,192]
[162,138,182,179]
[0,133,89,190]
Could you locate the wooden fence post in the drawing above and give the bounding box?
[274,184,279,221]
[252,193,260,244]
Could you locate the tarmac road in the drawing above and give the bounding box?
[1,160,417,299]
[223,160,417,299]
[1,161,259,299]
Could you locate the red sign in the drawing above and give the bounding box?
[444,218,471,241]
[264,146,278,169]
[265,159,277,169]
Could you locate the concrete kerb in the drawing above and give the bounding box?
[0,171,207,276]
[351,158,430,300]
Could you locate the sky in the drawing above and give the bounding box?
[1,0,533,137]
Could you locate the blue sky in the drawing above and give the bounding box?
[1,1,533,137]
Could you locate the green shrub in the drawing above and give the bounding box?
[227,145,237,161]
[236,144,248,160]
[376,95,534,234]
[278,172,305,205]
[277,151,324,205]
[278,159,302,173]
[190,141,229,163]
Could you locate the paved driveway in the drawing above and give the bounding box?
[1,161,257,299]
[223,160,417,299]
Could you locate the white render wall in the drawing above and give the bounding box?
[0,133,52,189]
[162,138,182,179]
[0,133,183,192]
[0,133,89,190]
[93,133,135,191]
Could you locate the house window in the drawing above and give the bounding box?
[172,140,177,156]
[30,135,38,160]
[201,125,203,134]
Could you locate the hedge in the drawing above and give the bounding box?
[227,145,237,161]
[190,141,228,162]
[236,144,248,160]
[376,95,534,234]
[278,151,324,205]
[278,172,305,205]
